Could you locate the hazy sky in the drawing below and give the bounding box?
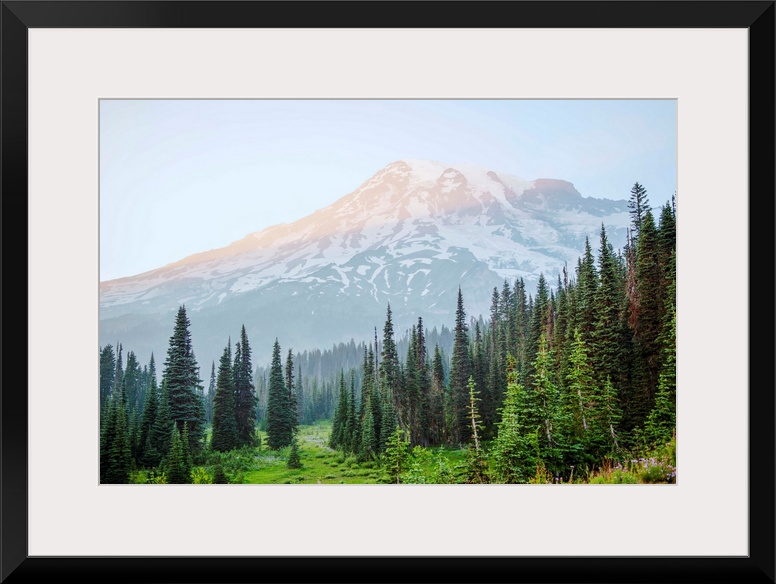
[100,99,676,281]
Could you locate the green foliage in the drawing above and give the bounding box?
[431,448,457,484]
[491,358,534,484]
[205,445,259,484]
[99,344,116,411]
[401,446,432,484]
[383,426,410,484]
[211,343,238,452]
[191,467,212,484]
[162,306,206,455]
[101,394,132,483]
[233,325,258,447]
[641,307,676,448]
[267,339,294,449]
[165,425,192,484]
[212,465,228,484]
[287,438,303,469]
[449,287,472,444]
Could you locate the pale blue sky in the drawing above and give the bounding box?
[100,99,676,281]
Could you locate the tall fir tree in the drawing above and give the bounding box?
[592,224,628,389]
[632,210,663,422]
[162,306,206,454]
[103,395,131,483]
[138,355,159,467]
[100,395,117,483]
[464,377,488,484]
[112,343,124,405]
[628,182,650,241]
[449,287,472,444]
[429,345,446,445]
[166,424,191,484]
[346,371,358,453]
[123,350,143,412]
[206,361,216,425]
[149,380,174,466]
[531,334,562,471]
[360,394,377,459]
[642,303,676,448]
[211,342,238,452]
[266,339,293,449]
[285,348,298,439]
[491,357,533,483]
[100,344,116,411]
[330,371,349,450]
[234,326,258,447]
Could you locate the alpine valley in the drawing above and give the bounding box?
[99,159,631,371]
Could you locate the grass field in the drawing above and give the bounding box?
[184,421,467,485]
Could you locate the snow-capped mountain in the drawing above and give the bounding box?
[99,159,630,368]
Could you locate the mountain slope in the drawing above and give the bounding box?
[100,159,629,368]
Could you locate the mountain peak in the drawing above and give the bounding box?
[101,158,631,374]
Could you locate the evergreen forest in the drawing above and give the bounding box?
[100,184,676,485]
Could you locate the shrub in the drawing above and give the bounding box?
[191,467,212,484]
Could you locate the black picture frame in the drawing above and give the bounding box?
[2,2,773,583]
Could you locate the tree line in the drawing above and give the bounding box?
[100,181,675,484]
[327,182,676,481]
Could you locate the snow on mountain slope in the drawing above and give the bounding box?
[99,159,629,367]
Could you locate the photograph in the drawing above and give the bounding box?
[99,98,678,486]
[6,1,771,581]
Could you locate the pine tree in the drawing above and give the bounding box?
[233,326,258,447]
[642,305,676,447]
[100,395,117,483]
[531,334,562,470]
[330,371,349,450]
[429,345,446,445]
[149,380,174,466]
[113,343,124,400]
[564,329,594,437]
[295,365,304,425]
[597,376,623,455]
[123,350,143,412]
[380,385,397,454]
[181,423,192,478]
[346,371,358,453]
[524,273,552,389]
[105,396,131,483]
[100,344,116,411]
[360,394,377,459]
[212,465,228,484]
[632,210,663,421]
[162,306,206,454]
[403,326,420,444]
[287,437,302,469]
[211,343,238,452]
[491,357,533,483]
[464,377,488,484]
[576,241,598,342]
[592,224,627,389]
[266,339,292,449]
[206,361,216,424]
[471,322,491,436]
[414,317,431,446]
[383,425,409,484]
[628,182,650,240]
[449,287,472,444]
[285,348,298,439]
[138,367,158,468]
[166,425,191,484]
[379,305,401,414]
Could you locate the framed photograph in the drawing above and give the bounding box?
[4,1,773,583]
